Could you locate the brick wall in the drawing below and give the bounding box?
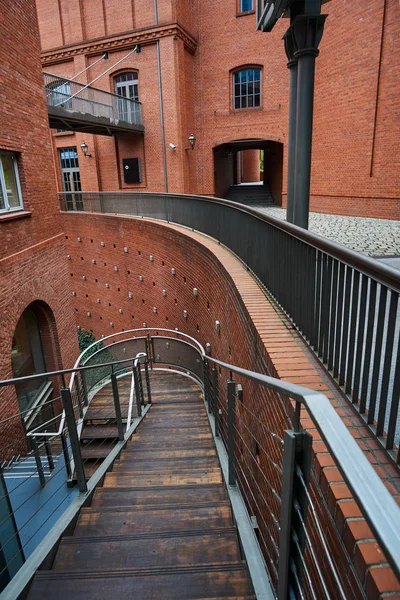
[0,0,79,456]
[62,211,400,598]
[37,0,400,218]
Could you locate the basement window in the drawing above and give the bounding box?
[0,152,23,213]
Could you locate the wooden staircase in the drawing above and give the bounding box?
[27,371,256,599]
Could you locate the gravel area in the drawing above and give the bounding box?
[252,205,400,259]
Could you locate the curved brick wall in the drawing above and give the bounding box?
[62,211,400,598]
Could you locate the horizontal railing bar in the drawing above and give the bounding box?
[58,191,400,292]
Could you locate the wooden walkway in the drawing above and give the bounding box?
[28,371,255,599]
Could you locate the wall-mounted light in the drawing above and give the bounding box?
[169,143,177,151]
[185,133,196,151]
[80,141,92,158]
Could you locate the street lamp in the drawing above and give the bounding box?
[80,141,92,158]
[185,134,196,151]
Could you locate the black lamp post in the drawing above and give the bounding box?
[257,0,327,230]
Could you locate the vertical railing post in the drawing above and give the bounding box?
[203,360,211,414]
[61,387,87,493]
[227,378,236,487]
[277,423,312,600]
[31,437,46,488]
[111,367,124,442]
[44,437,55,471]
[144,359,152,404]
[212,367,219,437]
[81,369,89,407]
[61,430,72,480]
[133,366,142,418]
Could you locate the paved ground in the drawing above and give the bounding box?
[252,205,400,259]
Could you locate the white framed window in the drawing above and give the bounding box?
[0,152,23,213]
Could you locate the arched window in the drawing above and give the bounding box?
[233,68,261,110]
[114,72,139,122]
[12,307,47,413]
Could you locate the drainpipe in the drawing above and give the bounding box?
[283,27,298,225]
[154,0,168,192]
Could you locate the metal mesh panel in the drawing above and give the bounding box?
[152,338,203,381]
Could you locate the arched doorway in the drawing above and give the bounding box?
[213,139,284,206]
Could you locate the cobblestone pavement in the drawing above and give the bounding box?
[253,205,400,258]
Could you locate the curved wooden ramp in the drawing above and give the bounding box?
[28,371,256,599]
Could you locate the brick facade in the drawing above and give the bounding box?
[0,0,78,455]
[37,0,400,219]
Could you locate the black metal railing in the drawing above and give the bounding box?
[60,191,400,460]
[1,329,400,599]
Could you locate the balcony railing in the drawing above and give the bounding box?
[59,191,400,462]
[44,73,143,134]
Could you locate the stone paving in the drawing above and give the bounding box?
[252,205,400,258]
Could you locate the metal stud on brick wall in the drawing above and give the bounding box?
[114,266,119,272]
[153,307,157,314]
[124,247,129,253]
[183,310,188,319]
[119,309,123,314]
[77,237,82,242]
[97,298,101,303]
[206,343,211,353]
[139,276,143,281]
[128,292,133,299]
[77,325,81,330]
[193,288,198,296]
[171,268,176,276]
[143,322,147,328]
[101,241,105,247]
[92,259,96,264]
[162,290,167,296]
[82,276,87,281]
[67,255,71,260]
[72,291,76,296]
[87,312,91,317]
[149,255,154,262]
[215,320,221,332]
[109,322,114,327]
[105,283,110,288]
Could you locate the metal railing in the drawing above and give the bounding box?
[1,329,400,599]
[60,191,400,460]
[44,73,142,127]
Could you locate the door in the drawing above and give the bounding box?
[59,147,83,210]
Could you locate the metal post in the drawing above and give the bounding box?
[203,360,211,414]
[44,438,55,471]
[133,367,142,417]
[111,371,124,442]
[211,367,219,437]
[292,14,327,229]
[31,437,46,488]
[80,370,89,407]
[144,359,152,404]
[61,431,72,480]
[61,388,87,493]
[277,427,312,600]
[283,25,298,225]
[227,379,236,486]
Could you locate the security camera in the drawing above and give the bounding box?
[169,143,176,150]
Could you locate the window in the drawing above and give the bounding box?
[45,78,72,109]
[0,152,23,213]
[233,68,261,110]
[59,147,83,210]
[239,0,253,12]
[114,72,140,123]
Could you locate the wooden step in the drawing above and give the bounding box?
[28,564,254,599]
[81,442,116,460]
[103,469,223,488]
[127,438,216,451]
[90,484,228,508]
[74,505,233,536]
[80,425,119,440]
[113,456,220,472]
[54,528,241,571]
[120,448,217,460]
[133,431,213,441]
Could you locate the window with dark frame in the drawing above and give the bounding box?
[0,152,23,213]
[233,68,261,110]
[239,0,253,12]
[114,72,140,123]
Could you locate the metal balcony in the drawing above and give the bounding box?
[44,73,144,136]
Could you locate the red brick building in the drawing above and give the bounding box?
[0,0,78,454]
[36,0,400,218]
